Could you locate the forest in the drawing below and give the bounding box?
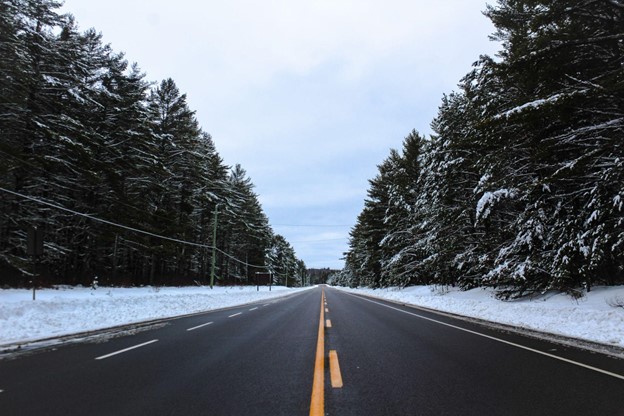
[0,0,306,287]
[334,0,624,298]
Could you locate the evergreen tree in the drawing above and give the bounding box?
[421,90,486,288]
[266,234,298,286]
[215,164,272,283]
[144,78,205,281]
[379,131,425,287]
[342,0,624,296]
[0,0,290,287]
[476,0,624,296]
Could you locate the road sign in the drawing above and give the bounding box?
[27,227,44,257]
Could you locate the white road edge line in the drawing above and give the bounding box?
[95,339,158,360]
[249,307,258,311]
[187,322,213,331]
[346,292,624,381]
[228,312,243,318]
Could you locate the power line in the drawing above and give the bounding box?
[0,150,251,225]
[273,224,352,227]
[0,186,269,270]
[291,237,348,243]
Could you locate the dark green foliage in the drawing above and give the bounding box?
[0,0,304,287]
[341,0,624,297]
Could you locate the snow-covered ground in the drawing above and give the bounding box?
[2,284,623,355]
[334,285,624,351]
[0,285,311,347]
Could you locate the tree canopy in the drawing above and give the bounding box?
[0,0,306,287]
[337,0,624,297]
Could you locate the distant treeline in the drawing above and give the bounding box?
[0,0,306,287]
[307,268,340,285]
[334,0,624,298]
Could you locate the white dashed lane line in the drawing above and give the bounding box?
[96,301,273,360]
[186,322,213,331]
[95,339,158,360]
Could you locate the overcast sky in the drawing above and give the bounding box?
[60,0,500,270]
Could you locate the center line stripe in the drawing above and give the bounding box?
[95,339,158,360]
[187,322,213,331]
[309,290,325,416]
[228,312,242,318]
[329,350,343,388]
[249,307,258,311]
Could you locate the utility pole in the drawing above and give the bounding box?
[210,204,219,289]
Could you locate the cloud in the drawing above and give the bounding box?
[259,179,364,209]
[61,0,500,269]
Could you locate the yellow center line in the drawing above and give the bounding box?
[309,289,325,416]
[329,350,343,388]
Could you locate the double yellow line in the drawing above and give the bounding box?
[309,289,343,416]
[309,289,326,415]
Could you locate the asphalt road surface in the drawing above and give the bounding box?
[1,286,622,415]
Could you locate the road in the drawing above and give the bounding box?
[0,286,623,415]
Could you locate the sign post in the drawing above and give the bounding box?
[255,272,273,291]
[27,227,44,300]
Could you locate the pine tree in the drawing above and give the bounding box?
[266,234,298,286]
[216,164,272,283]
[1,1,287,287]
[379,131,425,287]
[425,89,487,288]
[144,78,203,281]
[476,0,624,296]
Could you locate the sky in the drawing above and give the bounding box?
[59,0,501,270]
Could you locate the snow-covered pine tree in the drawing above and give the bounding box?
[0,1,104,283]
[266,234,298,286]
[350,161,395,288]
[475,0,624,296]
[145,78,205,281]
[215,164,272,283]
[425,90,485,288]
[378,130,426,287]
[0,0,40,279]
[344,132,425,288]
[0,0,292,288]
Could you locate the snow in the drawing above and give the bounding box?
[0,285,312,346]
[3,284,623,354]
[614,195,623,211]
[475,188,517,222]
[334,285,624,350]
[493,91,581,119]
